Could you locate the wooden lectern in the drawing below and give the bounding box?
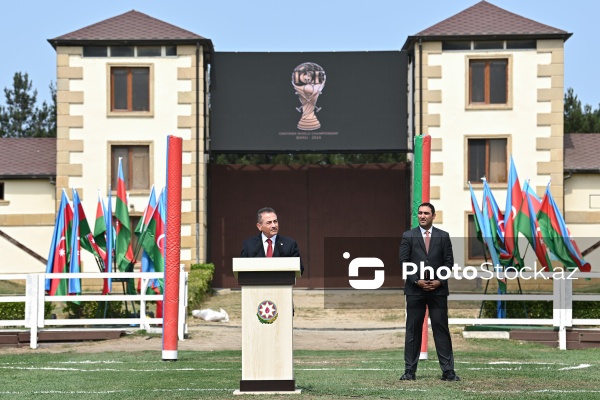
[232,257,301,395]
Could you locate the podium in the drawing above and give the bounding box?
[232,257,301,394]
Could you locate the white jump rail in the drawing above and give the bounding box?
[2,270,598,350]
[447,271,600,350]
[0,268,187,349]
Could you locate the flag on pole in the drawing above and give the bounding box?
[68,188,83,295]
[115,158,134,272]
[45,189,71,295]
[481,180,507,318]
[538,184,591,272]
[104,187,114,294]
[515,181,553,271]
[482,180,512,267]
[93,189,107,253]
[411,135,431,227]
[135,185,157,292]
[134,185,156,260]
[140,188,166,294]
[468,183,484,245]
[504,156,522,266]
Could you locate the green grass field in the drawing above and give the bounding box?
[1,339,599,399]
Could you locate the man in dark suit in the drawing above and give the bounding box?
[241,207,304,275]
[399,202,460,381]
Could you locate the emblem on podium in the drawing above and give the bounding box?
[257,300,278,324]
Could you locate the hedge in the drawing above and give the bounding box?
[187,263,215,312]
[0,301,54,320]
[481,298,600,319]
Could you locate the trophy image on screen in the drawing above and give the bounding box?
[292,62,326,131]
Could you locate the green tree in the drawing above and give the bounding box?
[564,87,600,133]
[0,72,56,138]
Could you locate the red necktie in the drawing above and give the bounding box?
[425,231,430,253]
[266,238,273,258]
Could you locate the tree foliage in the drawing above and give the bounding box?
[564,87,600,133]
[0,72,56,138]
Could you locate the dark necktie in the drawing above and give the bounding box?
[266,238,273,258]
[425,230,430,253]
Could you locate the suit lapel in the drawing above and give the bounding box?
[429,227,439,253]
[273,236,282,257]
[255,235,266,257]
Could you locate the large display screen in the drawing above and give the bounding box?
[209,51,408,152]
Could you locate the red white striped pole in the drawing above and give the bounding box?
[162,135,182,361]
[419,135,431,360]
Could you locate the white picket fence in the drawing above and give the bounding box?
[448,271,600,350]
[2,269,599,351]
[0,269,188,349]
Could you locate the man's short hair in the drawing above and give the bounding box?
[257,207,276,223]
[418,202,435,215]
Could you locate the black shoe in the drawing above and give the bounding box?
[399,371,416,381]
[441,371,461,381]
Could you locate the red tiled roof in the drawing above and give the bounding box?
[0,138,56,178]
[564,134,600,172]
[403,1,570,49]
[49,10,212,48]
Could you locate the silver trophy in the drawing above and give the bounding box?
[292,62,326,131]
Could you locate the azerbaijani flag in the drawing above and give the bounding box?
[68,188,83,295]
[481,180,507,318]
[140,188,166,294]
[134,185,156,261]
[538,184,591,272]
[479,182,506,287]
[45,189,70,295]
[482,180,512,267]
[115,158,134,272]
[515,181,553,271]
[503,156,522,267]
[135,186,157,292]
[411,134,431,227]
[104,186,114,294]
[93,189,107,253]
[468,182,484,246]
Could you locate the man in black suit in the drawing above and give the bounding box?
[399,202,460,381]
[241,207,304,275]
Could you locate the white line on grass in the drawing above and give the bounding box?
[558,364,592,370]
[465,389,600,394]
[488,361,567,365]
[1,363,590,374]
[0,360,123,365]
[300,368,396,371]
[354,388,428,392]
[0,366,234,372]
[0,389,235,395]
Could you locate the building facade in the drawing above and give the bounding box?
[47,11,213,272]
[402,1,574,266]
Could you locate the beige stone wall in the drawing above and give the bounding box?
[414,42,443,216]
[177,45,208,268]
[536,39,565,210]
[55,46,84,205]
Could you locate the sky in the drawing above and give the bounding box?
[1,0,598,107]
